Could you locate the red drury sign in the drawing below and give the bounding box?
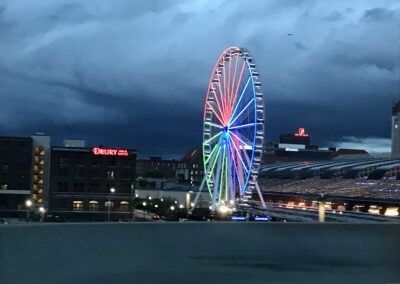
[92,147,129,156]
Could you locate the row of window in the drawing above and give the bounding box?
[56,182,133,193]
[57,169,133,179]
[177,163,201,169]
[72,200,130,211]
[0,183,29,190]
[59,157,133,167]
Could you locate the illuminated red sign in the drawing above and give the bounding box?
[92,147,129,156]
[295,128,308,137]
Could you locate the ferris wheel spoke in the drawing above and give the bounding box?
[212,144,224,206]
[229,122,255,130]
[206,101,225,126]
[228,76,251,124]
[209,89,225,122]
[230,139,246,193]
[229,135,249,174]
[228,59,246,118]
[226,51,232,113]
[216,77,227,122]
[204,142,220,165]
[228,54,239,116]
[228,130,253,150]
[218,145,227,202]
[229,98,254,126]
[227,140,242,195]
[225,144,234,200]
[204,121,224,129]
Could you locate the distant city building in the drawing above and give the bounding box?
[177,147,203,185]
[263,128,369,163]
[63,139,86,148]
[0,136,33,211]
[392,101,400,157]
[49,146,137,221]
[136,157,177,178]
[258,159,400,216]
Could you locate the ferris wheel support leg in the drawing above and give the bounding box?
[188,175,207,215]
[254,178,266,209]
[212,148,224,211]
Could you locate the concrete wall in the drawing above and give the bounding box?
[1,223,400,284]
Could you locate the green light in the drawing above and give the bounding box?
[219,144,226,203]
[207,146,221,198]
[203,131,222,145]
[225,152,228,201]
[205,142,219,165]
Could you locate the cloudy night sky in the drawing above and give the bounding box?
[0,0,399,158]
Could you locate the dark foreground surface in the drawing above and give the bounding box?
[1,223,400,284]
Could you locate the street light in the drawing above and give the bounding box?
[142,202,147,220]
[130,182,136,221]
[38,206,46,222]
[25,199,32,222]
[179,204,184,209]
[148,196,152,200]
[170,206,175,211]
[154,204,159,208]
[107,187,115,222]
[219,205,229,214]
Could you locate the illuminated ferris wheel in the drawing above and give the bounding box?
[197,46,265,211]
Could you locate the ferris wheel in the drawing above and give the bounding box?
[194,46,265,211]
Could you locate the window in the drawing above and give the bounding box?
[91,157,100,166]
[73,201,83,211]
[105,201,114,208]
[71,183,84,193]
[107,170,115,179]
[89,201,99,211]
[108,158,116,167]
[57,182,69,192]
[75,169,85,178]
[57,169,69,177]
[89,183,100,192]
[1,164,9,171]
[75,155,85,166]
[120,201,129,212]
[60,157,69,166]
[90,169,100,178]
[18,155,27,162]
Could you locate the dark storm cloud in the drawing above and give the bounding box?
[0,0,399,156]
[323,11,345,22]
[362,7,396,22]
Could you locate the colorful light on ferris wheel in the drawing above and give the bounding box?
[202,46,264,210]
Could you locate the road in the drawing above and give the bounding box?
[1,223,399,284]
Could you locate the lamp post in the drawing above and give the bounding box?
[38,206,46,222]
[130,182,136,221]
[107,187,115,222]
[319,193,325,223]
[25,199,32,222]
[142,201,147,220]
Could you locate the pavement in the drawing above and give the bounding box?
[1,223,399,284]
